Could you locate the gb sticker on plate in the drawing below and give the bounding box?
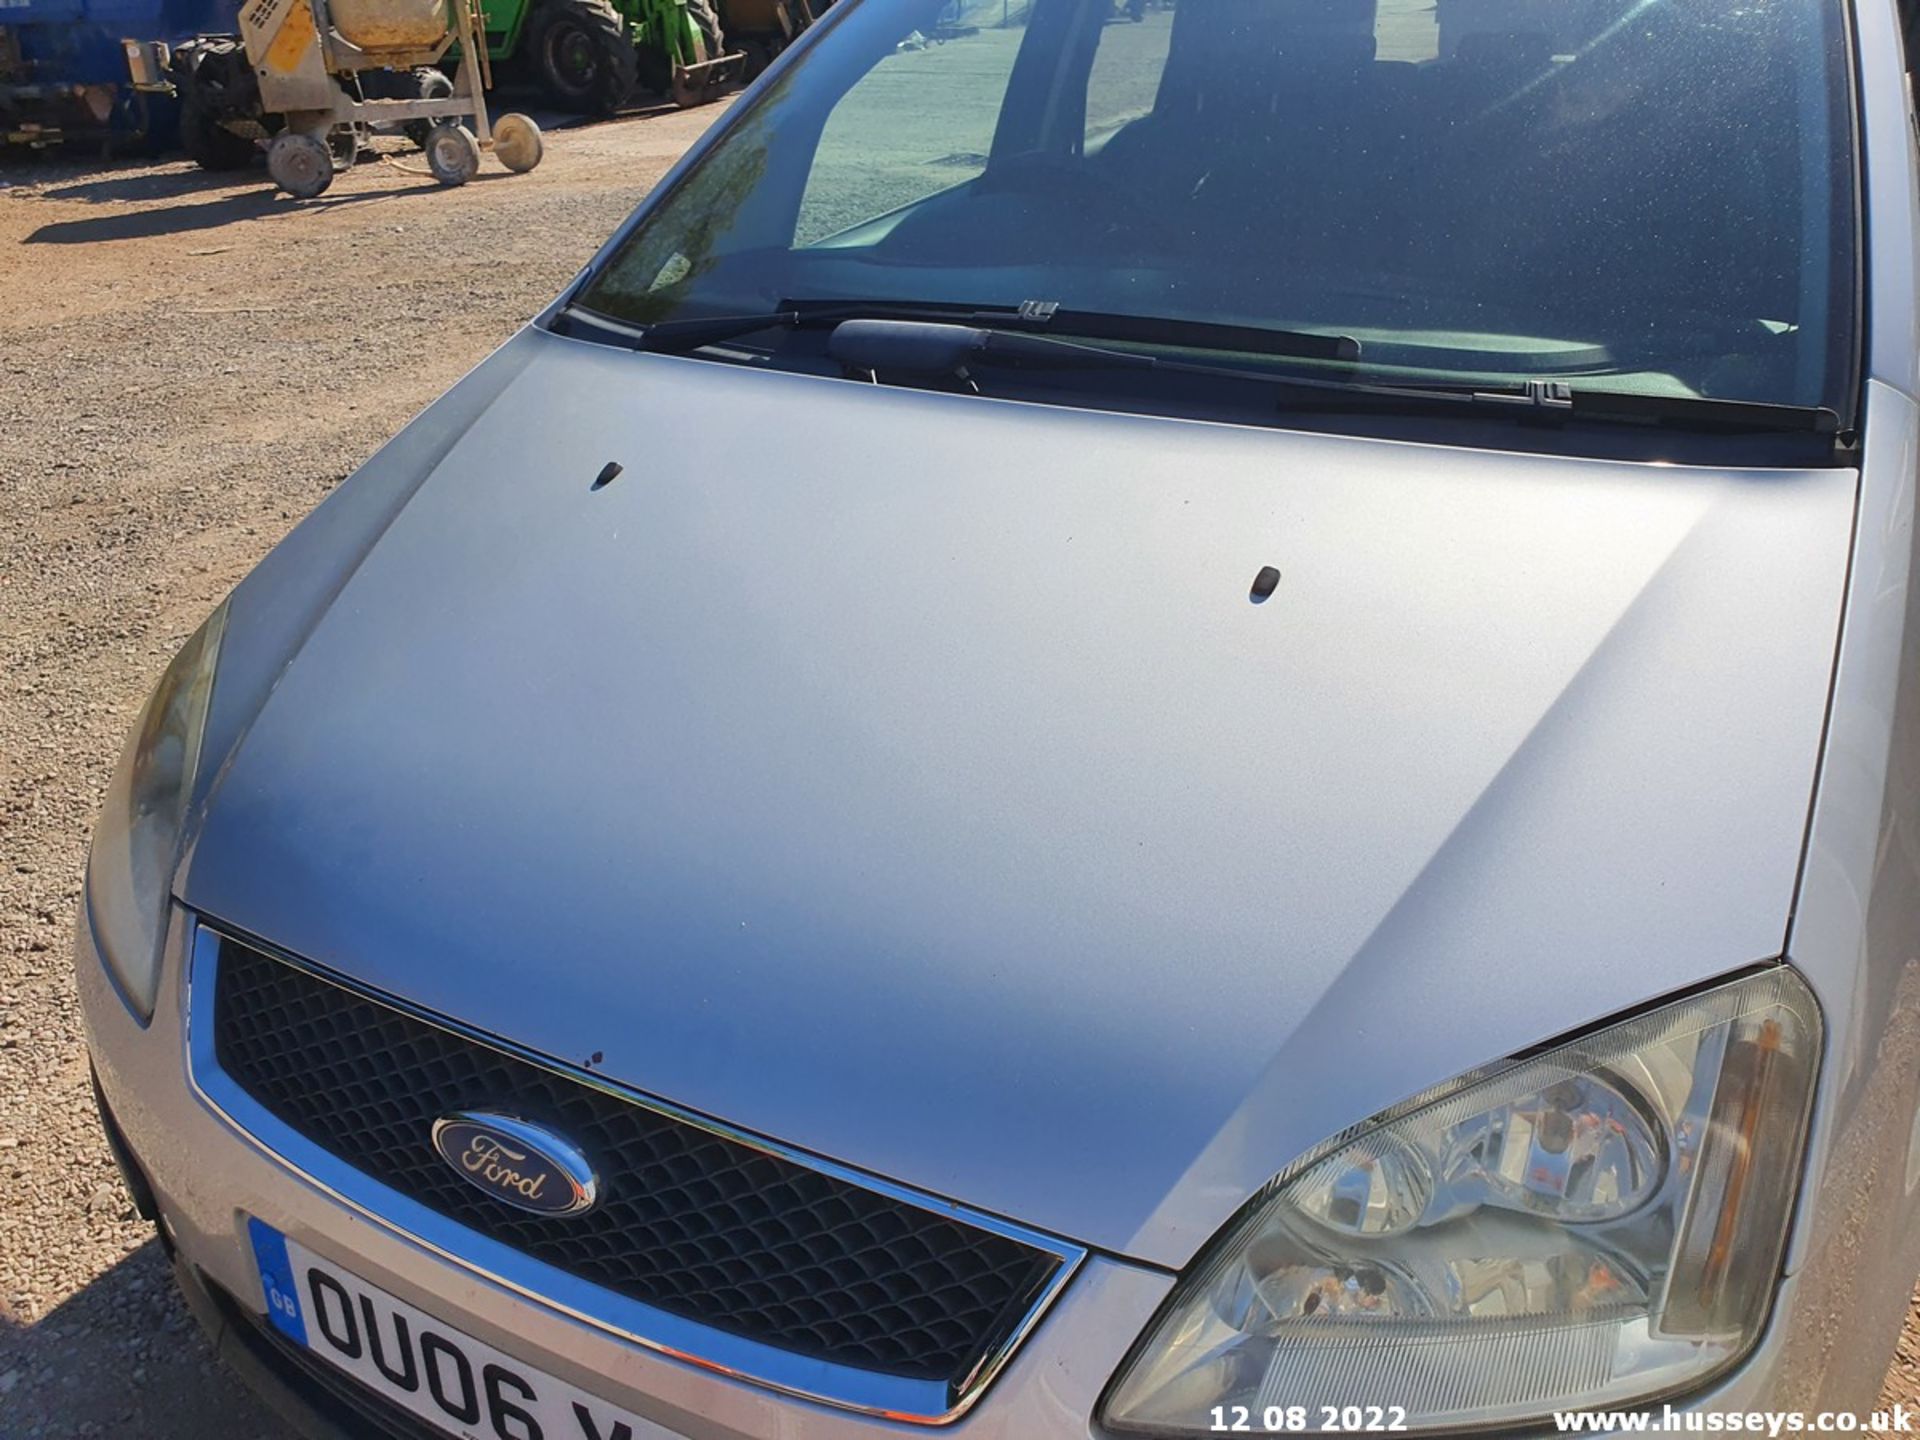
[247,1215,310,1346]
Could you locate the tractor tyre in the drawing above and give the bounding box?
[404,68,454,150]
[178,88,256,172]
[739,36,780,80]
[633,41,668,97]
[685,0,724,58]
[526,0,638,115]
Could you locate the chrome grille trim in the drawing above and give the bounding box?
[183,919,1086,1424]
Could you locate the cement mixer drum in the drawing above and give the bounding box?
[328,0,450,52]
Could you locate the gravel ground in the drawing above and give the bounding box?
[0,107,717,1438]
[0,81,1916,1440]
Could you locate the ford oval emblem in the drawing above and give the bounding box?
[430,1112,600,1217]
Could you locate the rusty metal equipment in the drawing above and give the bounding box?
[1,0,236,151]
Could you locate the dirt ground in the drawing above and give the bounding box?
[0,106,719,1438]
[0,90,1916,1440]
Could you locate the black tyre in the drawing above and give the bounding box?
[738,35,779,79]
[403,69,454,150]
[103,92,161,161]
[177,87,255,171]
[634,40,669,97]
[526,0,638,115]
[685,0,723,58]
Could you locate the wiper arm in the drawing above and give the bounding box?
[558,299,1360,363]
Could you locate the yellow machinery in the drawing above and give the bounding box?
[125,0,542,196]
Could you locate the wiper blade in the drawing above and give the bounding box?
[1254,376,1839,432]
[1298,381,1842,439]
[558,299,1360,363]
[1550,384,1840,436]
[1017,303,1360,364]
[1272,378,1841,434]
[603,301,1029,355]
[564,303,1833,440]
[828,327,1844,443]
[828,318,1158,374]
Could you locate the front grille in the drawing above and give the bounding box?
[211,934,1064,1397]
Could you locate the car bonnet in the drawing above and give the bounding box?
[181,327,1856,1267]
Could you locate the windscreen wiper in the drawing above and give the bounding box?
[556,300,1361,364]
[1323,378,1841,435]
[825,321,1840,438]
[571,301,1029,354]
[827,317,1160,374]
[1485,381,1841,435]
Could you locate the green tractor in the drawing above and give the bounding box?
[480,0,741,113]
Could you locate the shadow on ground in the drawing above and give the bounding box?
[37,167,248,206]
[21,167,516,244]
[0,1240,284,1439]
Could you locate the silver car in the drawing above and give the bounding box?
[77,0,1920,1434]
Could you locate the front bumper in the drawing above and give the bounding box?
[79,906,1882,1440]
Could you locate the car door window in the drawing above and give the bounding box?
[1083,6,1171,149]
[794,3,1027,245]
[1083,0,1441,152]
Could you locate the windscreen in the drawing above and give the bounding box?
[578,0,1856,412]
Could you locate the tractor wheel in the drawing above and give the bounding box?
[104,91,162,161]
[633,42,668,97]
[739,36,780,79]
[526,0,638,115]
[685,0,723,58]
[178,89,255,171]
[404,69,454,150]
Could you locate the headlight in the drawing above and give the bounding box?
[85,602,227,1020]
[1103,968,1820,1434]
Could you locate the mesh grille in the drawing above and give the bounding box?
[211,936,1061,1391]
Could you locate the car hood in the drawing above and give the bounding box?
[183,328,1857,1268]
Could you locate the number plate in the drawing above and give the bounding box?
[249,1218,679,1440]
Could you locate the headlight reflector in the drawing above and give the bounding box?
[1103,968,1820,1434]
[85,602,226,1020]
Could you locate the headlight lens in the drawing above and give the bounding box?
[1103,968,1820,1434]
[85,602,227,1020]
